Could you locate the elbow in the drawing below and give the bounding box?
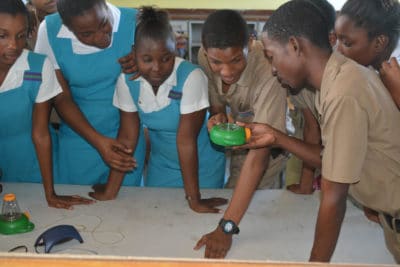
[31,128,50,147]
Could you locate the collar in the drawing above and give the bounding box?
[12,49,30,73]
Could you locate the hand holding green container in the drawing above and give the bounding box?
[210,123,251,147]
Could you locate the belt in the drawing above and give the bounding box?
[383,213,400,233]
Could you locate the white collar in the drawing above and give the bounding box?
[0,50,29,92]
[12,49,30,72]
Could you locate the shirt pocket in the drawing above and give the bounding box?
[236,110,254,123]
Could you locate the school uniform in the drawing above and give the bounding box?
[0,50,61,182]
[198,41,287,189]
[35,4,145,185]
[316,51,400,262]
[114,57,225,188]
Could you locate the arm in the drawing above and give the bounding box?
[53,70,136,172]
[32,100,94,209]
[309,178,349,262]
[195,147,270,258]
[89,110,140,200]
[177,109,227,213]
[287,108,321,194]
[380,57,400,109]
[238,122,322,169]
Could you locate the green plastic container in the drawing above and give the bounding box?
[210,123,251,147]
[0,213,35,235]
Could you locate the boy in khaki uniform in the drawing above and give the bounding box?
[284,0,336,195]
[236,0,400,262]
[198,14,287,189]
[194,10,287,259]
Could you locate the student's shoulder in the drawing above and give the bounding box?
[25,50,47,63]
[329,52,379,96]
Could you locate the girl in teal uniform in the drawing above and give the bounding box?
[35,0,146,189]
[105,7,227,213]
[0,0,93,209]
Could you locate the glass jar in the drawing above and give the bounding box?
[1,193,22,222]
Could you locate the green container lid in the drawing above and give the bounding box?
[0,213,34,235]
[210,123,250,147]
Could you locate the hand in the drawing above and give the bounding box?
[89,184,117,201]
[118,47,140,80]
[287,184,314,195]
[194,227,232,258]
[96,136,137,172]
[233,122,277,149]
[363,207,380,224]
[380,57,400,108]
[188,197,228,213]
[46,194,95,210]
[207,113,228,131]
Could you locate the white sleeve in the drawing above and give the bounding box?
[180,68,210,114]
[35,58,62,103]
[34,20,60,69]
[113,74,138,112]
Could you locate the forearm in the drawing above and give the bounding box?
[32,128,55,200]
[177,137,200,199]
[103,113,140,196]
[309,179,349,262]
[300,110,321,184]
[275,129,321,169]
[223,149,269,224]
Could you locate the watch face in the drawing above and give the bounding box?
[224,222,233,232]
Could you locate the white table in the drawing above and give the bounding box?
[0,183,395,264]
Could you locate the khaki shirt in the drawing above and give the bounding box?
[198,41,286,131]
[316,52,400,216]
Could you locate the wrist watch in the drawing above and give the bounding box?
[219,218,240,235]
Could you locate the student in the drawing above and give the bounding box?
[25,0,57,50]
[194,9,287,257]
[285,0,336,194]
[109,7,227,212]
[334,0,400,227]
[197,10,287,190]
[335,0,400,109]
[35,0,145,190]
[236,0,400,262]
[0,0,93,209]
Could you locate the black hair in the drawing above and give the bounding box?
[306,0,336,32]
[340,0,400,57]
[57,0,107,27]
[263,0,332,52]
[134,6,175,49]
[0,0,29,18]
[201,9,249,49]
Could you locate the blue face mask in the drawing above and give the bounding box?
[34,225,83,253]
